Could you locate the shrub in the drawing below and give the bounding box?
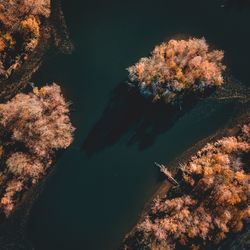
[0,179,24,216]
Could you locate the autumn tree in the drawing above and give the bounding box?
[0,83,74,216]
[0,0,51,79]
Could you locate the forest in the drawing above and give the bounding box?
[0,0,74,220]
[123,122,250,249]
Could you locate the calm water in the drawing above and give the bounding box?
[27,0,250,249]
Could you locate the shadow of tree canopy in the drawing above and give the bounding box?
[83,82,209,156]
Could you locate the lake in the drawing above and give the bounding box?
[27,0,250,249]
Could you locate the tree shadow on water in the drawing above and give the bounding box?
[83,82,201,156]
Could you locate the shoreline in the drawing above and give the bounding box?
[0,1,73,249]
[122,102,250,249]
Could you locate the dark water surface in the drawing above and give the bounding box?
[27,0,250,249]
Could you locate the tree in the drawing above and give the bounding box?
[0,0,50,79]
[0,83,75,157]
[0,83,74,216]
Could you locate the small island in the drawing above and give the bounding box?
[128,38,226,104]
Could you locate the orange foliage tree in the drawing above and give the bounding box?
[0,0,51,79]
[0,83,74,216]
